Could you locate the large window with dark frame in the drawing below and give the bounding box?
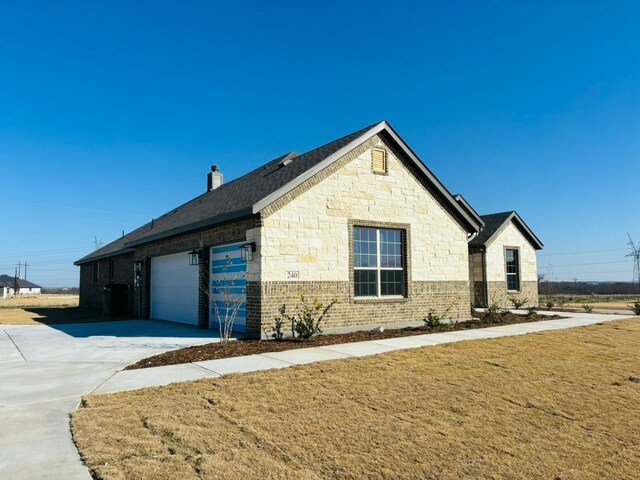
[505,248,520,291]
[354,226,405,297]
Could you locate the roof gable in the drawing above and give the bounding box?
[469,211,543,250]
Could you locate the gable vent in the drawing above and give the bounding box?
[371,148,387,175]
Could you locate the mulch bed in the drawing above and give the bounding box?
[126,311,564,370]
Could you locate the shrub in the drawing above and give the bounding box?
[508,294,529,310]
[287,295,337,340]
[266,304,286,341]
[424,311,441,328]
[526,306,537,317]
[629,301,640,315]
[484,303,500,323]
[545,300,555,311]
[582,304,594,313]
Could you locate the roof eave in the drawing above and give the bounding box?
[74,248,136,266]
[124,207,254,248]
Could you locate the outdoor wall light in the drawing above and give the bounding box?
[240,242,256,262]
[188,249,200,266]
[134,260,143,274]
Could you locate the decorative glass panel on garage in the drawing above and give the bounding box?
[354,227,405,297]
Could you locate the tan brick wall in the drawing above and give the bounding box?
[487,281,539,308]
[253,280,471,336]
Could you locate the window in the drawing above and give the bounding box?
[371,148,387,174]
[505,248,520,291]
[354,227,404,297]
[93,262,100,284]
[109,259,115,282]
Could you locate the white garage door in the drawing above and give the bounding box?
[150,252,199,325]
[210,242,247,333]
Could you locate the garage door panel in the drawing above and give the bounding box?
[210,242,247,332]
[151,253,199,325]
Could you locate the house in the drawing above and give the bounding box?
[0,275,42,298]
[468,211,544,307]
[75,121,542,335]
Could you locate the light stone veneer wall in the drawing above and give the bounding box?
[485,222,539,307]
[250,134,472,333]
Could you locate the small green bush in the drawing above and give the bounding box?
[424,311,441,328]
[582,304,594,313]
[508,294,529,310]
[545,300,555,311]
[629,301,640,315]
[484,303,500,323]
[287,295,337,340]
[266,304,286,341]
[526,306,537,317]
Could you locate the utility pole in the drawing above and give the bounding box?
[24,261,27,281]
[627,233,640,291]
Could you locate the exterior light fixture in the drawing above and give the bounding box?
[240,242,256,262]
[189,249,200,266]
[134,261,143,274]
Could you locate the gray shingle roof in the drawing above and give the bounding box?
[0,275,42,289]
[469,211,543,250]
[76,123,379,264]
[76,120,485,265]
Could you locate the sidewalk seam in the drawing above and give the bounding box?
[4,330,27,361]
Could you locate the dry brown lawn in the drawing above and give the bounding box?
[0,296,108,325]
[72,318,640,480]
[564,301,635,311]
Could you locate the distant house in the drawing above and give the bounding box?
[75,121,542,335]
[0,275,42,298]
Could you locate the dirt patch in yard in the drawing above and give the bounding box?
[126,312,562,370]
[72,317,640,480]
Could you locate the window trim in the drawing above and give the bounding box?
[504,246,521,292]
[93,262,100,284]
[349,220,410,303]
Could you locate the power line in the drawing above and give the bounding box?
[547,260,633,268]
[0,246,94,259]
[539,248,628,257]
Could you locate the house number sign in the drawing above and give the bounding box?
[286,271,300,280]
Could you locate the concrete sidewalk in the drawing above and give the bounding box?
[0,320,220,480]
[94,311,637,395]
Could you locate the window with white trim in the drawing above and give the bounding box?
[354,227,405,297]
[505,248,520,291]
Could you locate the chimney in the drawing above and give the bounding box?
[207,165,223,191]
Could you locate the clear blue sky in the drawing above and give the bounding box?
[1,1,638,287]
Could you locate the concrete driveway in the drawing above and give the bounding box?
[0,320,219,479]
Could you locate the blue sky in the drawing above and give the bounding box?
[1,1,638,287]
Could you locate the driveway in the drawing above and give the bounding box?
[0,320,219,480]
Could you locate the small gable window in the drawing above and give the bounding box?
[371,148,387,175]
[93,263,100,284]
[505,248,520,291]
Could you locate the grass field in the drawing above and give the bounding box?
[72,317,640,480]
[0,295,99,325]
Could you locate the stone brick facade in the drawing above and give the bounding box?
[252,280,470,337]
[486,281,538,308]
[79,252,134,313]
